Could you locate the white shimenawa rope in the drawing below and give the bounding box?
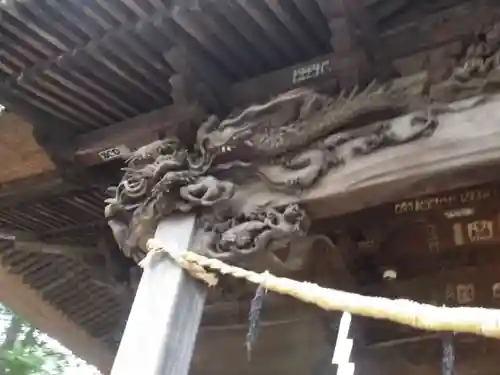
[144,238,500,339]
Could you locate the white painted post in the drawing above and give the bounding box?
[332,312,355,375]
[110,214,207,375]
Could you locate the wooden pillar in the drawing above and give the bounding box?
[110,214,207,375]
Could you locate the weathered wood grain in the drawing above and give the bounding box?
[232,2,500,106]
[69,1,500,170]
[110,214,206,375]
[0,113,55,184]
[231,94,500,220]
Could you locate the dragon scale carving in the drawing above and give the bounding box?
[105,23,500,265]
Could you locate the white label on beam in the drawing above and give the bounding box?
[98,145,130,161]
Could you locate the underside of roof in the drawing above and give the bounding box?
[0,0,482,133]
[0,188,126,349]
[1,0,331,131]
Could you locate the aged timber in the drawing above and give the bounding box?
[111,215,206,375]
[72,7,500,168]
[104,19,500,267]
[230,93,500,220]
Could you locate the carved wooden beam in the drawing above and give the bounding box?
[231,93,500,220]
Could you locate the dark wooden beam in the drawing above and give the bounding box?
[230,52,343,106]
[379,1,500,59]
[231,1,500,106]
[229,7,491,105]
[315,0,374,86]
[13,240,99,257]
[155,16,233,104]
[0,171,68,206]
[163,47,227,113]
[39,220,107,238]
[1,229,135,301]
[75,103,206,166]
[0,230,102,257]
[290,0,332,50]
[340,0,397,80]
[0,82,79,165]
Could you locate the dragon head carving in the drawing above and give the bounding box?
[199,116,256,155]
[195,113,266,159]
[196,88,326,157]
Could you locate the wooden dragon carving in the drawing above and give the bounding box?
[105,22,500,266]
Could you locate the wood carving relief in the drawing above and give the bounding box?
[105,22,500,267]
[430,21,500,101]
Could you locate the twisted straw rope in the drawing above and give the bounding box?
[145,238,500,339]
